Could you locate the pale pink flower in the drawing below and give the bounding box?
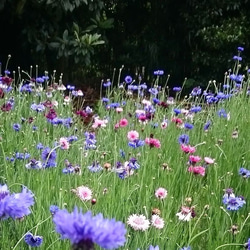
[59,137,70,150]
[74,186,92,201]
[127,130,139,141]
[135,109,145,116]
[161,121,168,129]
[204,157,215,164]
[145,138,161,148]
[176,206,194,221]
[92,117,108,129]
[77,90,84,96]
[188,166,206,176]
[151,215,165,229]
[181,144,196,154]
[189,155,201,164]
[63,96,71,104]
[142,99,152,106]
[116,107,123,113]
[119,118,128,127]
[127,214,150,231]
[155,187,168,199]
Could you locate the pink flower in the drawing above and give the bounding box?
[151,215,165,229]
[204,157,215,164]
[189,155,201,164]
[171,117,183,124]
[145,138,161,148]
[74,186,92,201]
[155,187,168,199]
[127,214,150,231]
[181,144,196,154]
[119,118,128,127]
[92,117,108,129]
[127,130,139,142]
[176,206,195,221]
[161,121,168,129]
[59,137,70,150]
[188,166,206,176]
[116,107,123,113]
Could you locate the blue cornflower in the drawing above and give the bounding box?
[239,167,250,178]
[102,97,110,103]
[25,159,43,169]
[139,83,148,89]
[41,147,56,162]
[180,247,191,250]
[128,139,145,148]
[178,134,189,145]
[244,238,250,250]
[191,87,202,96]
[217,109,227,118]
[204,121,211,131]
[36,143,44,150]
[30,103,45,112]
[148,245,160,250]
[36,77,44,83]
[233,56,242,61]
[103,80,111,87]
[125,75,133,84]
[50,205,59,215]
[15,152,30,160]
[53,207,126,249]
[109,102,120,108]
[67,135,78,143]
[148,88,158,96]
[154,70,164,75]
[20,84,33,93]
[152,98,160,104]
[128,158,140,170]
[120,149,126,158]
[184,123,194,130]
[67,84,75,90]
[24,232,43,247]
[173,108,181,115]
[238,46,244,51]
[0,186,35,219]
[216,92,226,99]
[173,86,181,92]
[127,85,138,91]
[224,196,246,211]
[13,123,21,132]
[190,106,202,113]
[88,162,103,173]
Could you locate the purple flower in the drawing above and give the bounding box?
[180,247,191,250]
[173,87,181,92]
[154,70,164,75]
[233,56,242,61]
[239,167,250,178]
[237,46,244,51]
[124,75,133,84]
[190,106,202,113]
[13,123,21,132]
[88,162,103,173]
[148,246,160,250]
[223,196,246,211]
[244,238,250,249]
[53,207,126,249]
[50,205,59,215]
[178,134,189,145]
[191,87,202,96]
[184,123,194,130]
[0,186,34,219]
[24,232,43,247]
[204,121,211,131]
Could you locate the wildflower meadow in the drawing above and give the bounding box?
[0,48,250,250]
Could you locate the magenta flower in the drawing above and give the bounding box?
[188,166,206,176]
[145,138,161,148]
[119,118,128,127]
[181,144,196,154]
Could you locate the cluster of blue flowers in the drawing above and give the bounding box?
[52,206,127,249]
[239,167,250,178]
[222,189,246,211]
[0,184,34,220]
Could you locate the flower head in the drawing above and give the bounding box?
[127,214,150,231]
[188,166,206,176]
[59,137,70,150]
[178,134,189,145]
[24,232,43,247]
[155,187,168,199]
[53,207,126,249]
[73,186,92,201]
[151,215,164,229]
[145,137,161,148]
[127,130,139,142]
[176,206,195,222]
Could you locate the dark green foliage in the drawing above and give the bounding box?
[0,0,250,85]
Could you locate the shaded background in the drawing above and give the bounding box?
[0,0,250,91]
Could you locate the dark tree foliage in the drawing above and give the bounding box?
[0,0,250,86]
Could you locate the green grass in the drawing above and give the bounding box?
[0,62,250,250]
